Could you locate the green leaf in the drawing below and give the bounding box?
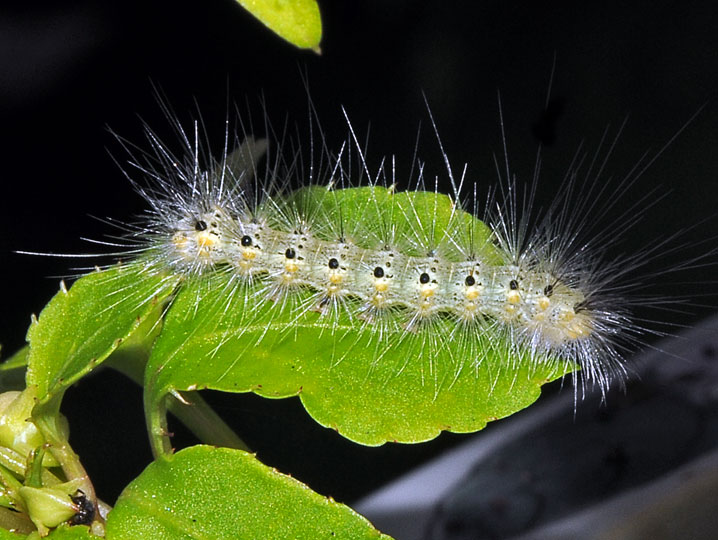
[145,187,574,450]
[0,527,25,539]
[274,186,502,262]
[45,525,96,539]
[235,0,322,51]
[26,265,179,403]
[106,445,390,539]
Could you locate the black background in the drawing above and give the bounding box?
[1,0,717,508]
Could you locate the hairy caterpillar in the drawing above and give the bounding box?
[81,94,692,408]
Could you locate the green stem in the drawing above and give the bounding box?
[33,396,100,524]
[108,350,250,457]
[145,391,171,458]
[168,390,251,452]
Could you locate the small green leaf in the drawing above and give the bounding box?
[26,265,179,403]
[235,0,322,51]
[106,445,390,539]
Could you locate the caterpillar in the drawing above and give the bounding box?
[90,96,683,404]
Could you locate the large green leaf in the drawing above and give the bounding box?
[146,280,570,447]
[235,0,322,51]
[106,445,390,539]
[26,265,179,403]
[145,188,574,449]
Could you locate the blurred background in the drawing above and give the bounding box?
[1,0,717,535]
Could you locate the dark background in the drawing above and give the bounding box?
[1,0,717,509]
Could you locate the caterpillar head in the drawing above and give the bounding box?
[524,277,593,347]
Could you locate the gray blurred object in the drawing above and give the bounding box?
[356,314,718,540]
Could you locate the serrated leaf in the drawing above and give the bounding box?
[106,445,390,539]
[145,188,575,448]
[147,282,570,445]
[26,265,179,403]
[236,0,322,51]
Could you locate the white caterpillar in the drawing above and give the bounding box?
[103,99,685,398]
